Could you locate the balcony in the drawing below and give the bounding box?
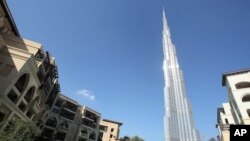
[58,122,69,132]
[60,109,75,120]
[82,118,96,129]
[63,102,78,113]
[217,124,230,131]
[35,49,45,61]
[83,110,98,123]
[46,83,60,108]
[217,108,225,123]
[80,132,88,137]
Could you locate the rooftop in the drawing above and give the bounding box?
[222,68,250,86]
[102,118,123,126]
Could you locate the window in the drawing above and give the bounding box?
[59,121,69,130]
[7,89,18,103]
[26,111,34,119]
[78,139,87,141]
[52,108,60,114]
[0,110,5,123]
[55,99,63,107]
[110,134,113,138]
[242,94,250,102]
[60,109,75,120]
[18,102,26,112]
[247,109,250,118]
[111,128,114,132]
[24,86,35,103]
[15,73,29,93]
[41,128,54,138]
[89,132,96,140]
[225,118,229,124]
[99,125,108,132]
[46,117,57,128]
[81,128,88,136]
[235,82,250,89]
[55,132,66,141]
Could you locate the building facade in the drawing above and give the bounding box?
[99,119,122,141]
[38,94,101,141]
[216,69,250,141]
[0,1,125,141]
[162,10,201,141]
[0,1,103,141]
[0,0,60,136]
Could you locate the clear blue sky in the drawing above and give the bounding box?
[8,0,250,141]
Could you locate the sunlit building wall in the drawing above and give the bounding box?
[0,0,60,135]
[217,69,250,141]
[99,119,122,141]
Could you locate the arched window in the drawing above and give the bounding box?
[59,121,69,130]
[24,86,35,103]
[7,89,18,103]
[0,110,5,123]
[242,94,250,102]
[247,109,250,118]
[235,82,250,89]
[81,128,88,136]
[45,117,57,128]
[89,132,96,140]
[15,73,29,93]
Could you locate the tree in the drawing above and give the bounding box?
[119,135,144,141]
[0,118,36,141]
[130,135,144,141]
[208,137,217,141]
[119,136,130,141]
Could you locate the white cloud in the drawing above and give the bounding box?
[76,89,95,101]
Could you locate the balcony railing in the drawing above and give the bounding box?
[60,109,75,120]
[80,132,88,137]
[63,103,77,113]
[218,124,230,131]
[35,49,45,61]
[46,83,60,108]
[82,118,96,128]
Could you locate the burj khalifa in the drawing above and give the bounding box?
[162,10,201,141]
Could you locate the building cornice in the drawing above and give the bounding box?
[0,0,20,36]
[222,68,250,86]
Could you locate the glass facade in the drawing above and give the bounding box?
[162,11,201,141]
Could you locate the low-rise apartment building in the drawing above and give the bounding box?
[216,69,250,141]
[37,94,101,141]
[99,119,122,141]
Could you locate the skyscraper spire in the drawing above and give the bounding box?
[162,10,201,141]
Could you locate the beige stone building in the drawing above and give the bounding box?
[0,1,122,141]
[216,69,250,141]
[39,94,101,141]
[77,106,101,141]
[0,0,60,134]
[99,119,122,141]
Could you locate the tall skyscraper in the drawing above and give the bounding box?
[162,10,201,141]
